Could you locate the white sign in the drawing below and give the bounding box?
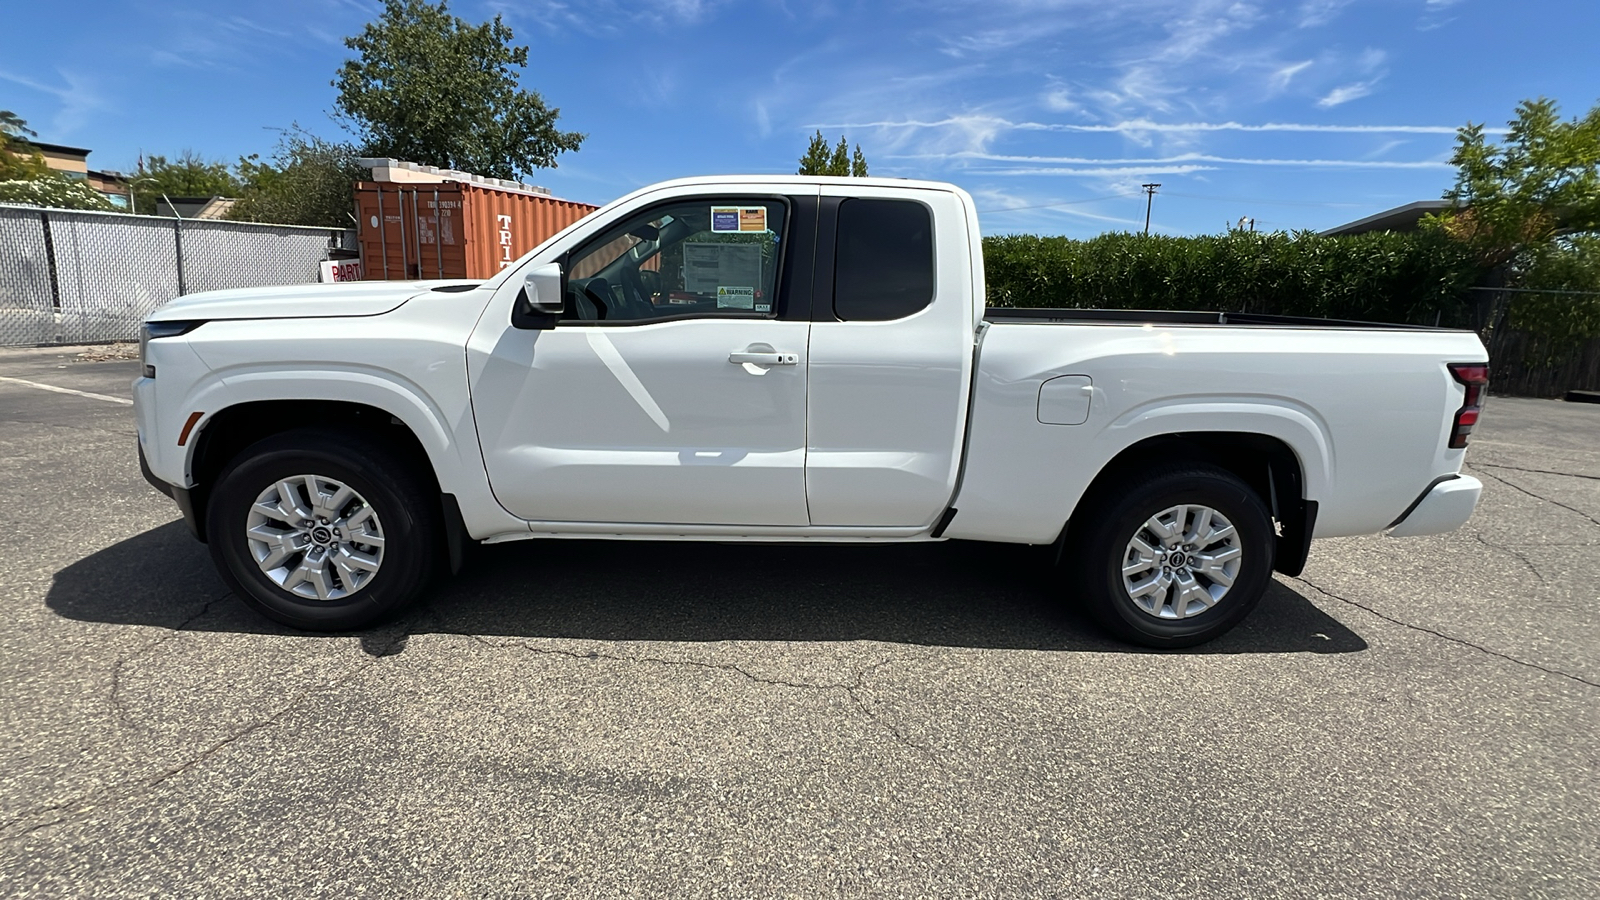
[682,242,761,294]
[320,259,363,283]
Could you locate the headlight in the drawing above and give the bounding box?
[139,320,202,378]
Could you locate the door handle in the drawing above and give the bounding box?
[728,351,799,366]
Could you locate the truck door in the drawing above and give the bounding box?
[469,193,816,526]
[805,187,975,527]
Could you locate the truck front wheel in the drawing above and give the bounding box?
[205,429,439,632]
[1068,464,1275,648]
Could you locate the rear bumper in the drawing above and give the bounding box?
[1387,474,1482,538]
[139,442,204,541]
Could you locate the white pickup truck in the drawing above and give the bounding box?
[134,175,1489,647]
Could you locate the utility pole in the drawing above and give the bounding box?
[1141,183,1160,235]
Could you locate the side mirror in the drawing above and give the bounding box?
[511,262,564,329]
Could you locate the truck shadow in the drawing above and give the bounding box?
[47,520,1367,655]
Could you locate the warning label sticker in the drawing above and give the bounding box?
[716,286,755,309]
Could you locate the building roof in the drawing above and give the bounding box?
[1320,200,1453,237]
[27,141,92,158]
[154,196,238,220]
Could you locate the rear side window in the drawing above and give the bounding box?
[833,198,934,321]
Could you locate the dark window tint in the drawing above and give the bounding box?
[833,198,934,321]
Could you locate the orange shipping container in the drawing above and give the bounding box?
[354,181,598,280]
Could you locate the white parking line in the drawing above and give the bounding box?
[0,375,133,406]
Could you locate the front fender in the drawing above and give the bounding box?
[177,365,457,483]
[168,363,524,540]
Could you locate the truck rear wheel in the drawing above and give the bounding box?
[205,429,438,632]
[1067,464,1274,648]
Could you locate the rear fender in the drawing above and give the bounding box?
[947,395,1332,545]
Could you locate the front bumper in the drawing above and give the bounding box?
[139,442,204,541]
[1387,474,1483,538]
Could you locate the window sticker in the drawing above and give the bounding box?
[738,207,767,232]
[711,206,768,233]
[716,286,755,309]
[684,242,762,294]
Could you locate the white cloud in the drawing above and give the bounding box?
[969,186,1145,223]
[1298,0,1353,27]
[974,165,1222,177]
[906,151,1453,170]
[802,112,1015,157]
[1269,60,1313,92]
[0,68,107,137]
[1316,81,1378,108]
[1041,85,1080,114]
[814,117,1475,135]
[509,0,720,35]
[1364,139,1410,158]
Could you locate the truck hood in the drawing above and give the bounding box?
[146,280,480,322]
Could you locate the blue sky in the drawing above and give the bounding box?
[4,0,1598,236]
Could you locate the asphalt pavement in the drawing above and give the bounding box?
[0,344,1595,899]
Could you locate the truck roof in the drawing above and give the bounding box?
[585,175,971,236]
[610,174,965,202]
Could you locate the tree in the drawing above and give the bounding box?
[0,109,111,209]
[131,150,241,214]
[0,110,50,181]
[1432,97,1600,353]
[1434,97,1600,269]
[229,128,367,227]
[333,0,583,179]
[0,176,114,210]
[797,131,868,176]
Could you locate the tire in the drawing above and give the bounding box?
[205,428,439,631]
[1067,464,1274,648]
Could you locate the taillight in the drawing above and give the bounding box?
[1448,363,1489,449]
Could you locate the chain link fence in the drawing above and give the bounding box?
[0,205,352,346]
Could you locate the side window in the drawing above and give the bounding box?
[562,198,786,323]
[833,198,934,321]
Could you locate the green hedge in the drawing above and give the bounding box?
[982,230,1481,327]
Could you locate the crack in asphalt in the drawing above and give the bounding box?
[1473,467,1600,530]
[1291,575,1599,689]
[2,611,421,843]
[1474,461,1600,482]
[108,592,233,729]
[1469,532,1549,585]
[459,634,950,772]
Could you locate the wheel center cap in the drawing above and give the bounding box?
[1167,552,1188,568]
[310,525,333,545]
